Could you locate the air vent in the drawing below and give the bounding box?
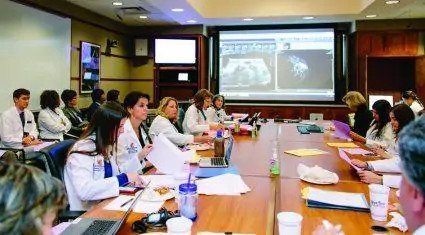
[118,6,150,15]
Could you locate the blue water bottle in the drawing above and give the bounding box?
[178,183,198,221]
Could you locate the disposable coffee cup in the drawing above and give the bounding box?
[166,216,193,235]
[277,211,303,235]
[369,184,390,221]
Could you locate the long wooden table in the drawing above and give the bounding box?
[81,121,408,234]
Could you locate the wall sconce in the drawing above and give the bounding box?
[105,39,119,56]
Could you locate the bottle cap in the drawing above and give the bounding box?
[216,130,223,138]
[179,183,197,193]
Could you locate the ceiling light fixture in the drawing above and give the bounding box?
[186,20,197,23]
[171,8,184,12]
[139,15,148,19]
[302,16,315,20]
[112,2,123,6]
[243,18,254,21]
[385,0,400,4]
[366,14,377,18]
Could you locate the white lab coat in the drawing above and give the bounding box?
[116,119,146,173]
[182,104,210,136]
[149,115,194,146]
[365,122,394,148]
[64,138,126,211]
[382,175,401,188]
[0,106,38,148]
[206,107,228,123]
[368,157,401,188]
[38,108,72,141]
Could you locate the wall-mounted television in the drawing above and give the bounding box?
[80,41,100,93]
[154,39,196,64]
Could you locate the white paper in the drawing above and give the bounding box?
[104,195,135,211]
[307,187,369,209]
[0,150,6,157]
[104,194,164,213]
[33,141,56,152]
[146,133,187,174]
[51,222,71,235]
[140,174,176,188]
[133,200,164,214]
[196,173,251,196]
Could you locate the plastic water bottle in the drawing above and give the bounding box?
[178,183,198,221]
[251,121,258,138]
[234,120,240,134]
[270,148,280,176]
[214,130,225,157]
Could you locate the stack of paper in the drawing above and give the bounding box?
[104,194,164,214]
[285,148,328,157]
[140,174,176,188]
[327,142,358,148]
[337,149,361,171]
[339,147,373,156]
[303,186,369,212]
[196,173,251,196]
[332,120,352,141]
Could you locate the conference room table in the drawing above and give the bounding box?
[81,120,408,235]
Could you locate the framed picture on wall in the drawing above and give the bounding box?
[80,41,100,93]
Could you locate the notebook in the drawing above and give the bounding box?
[198,136,234,168]
[61,186,145,235]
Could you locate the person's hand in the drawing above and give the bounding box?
[22,136,32,146]
[209,123,225,130]
[351,159,368,169]
[313,220,344,235]
[138,144,153,160]
[194,135,212,143]
[30,138,42,145]
[125,173,146,187]
[371,145,389,158]
[358,170,382,184]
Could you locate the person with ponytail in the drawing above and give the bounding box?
[402,90,424,116]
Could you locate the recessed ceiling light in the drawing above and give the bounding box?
[386,0,400,4]
[186,20,197,23]
[171,8,184,12]
[139,15,148,19]
[112,2,123,6]
[302,16,315,20]
[243,18,254,21]
[366,14,377,18]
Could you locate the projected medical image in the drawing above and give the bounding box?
[80,41,100,93]
[221,58,272,90]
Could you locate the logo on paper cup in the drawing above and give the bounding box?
[371,200,387,208]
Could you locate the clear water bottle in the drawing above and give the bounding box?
[251,121,258,138]
[234,119,240,134]
[214,130,225,157]
[178,183,198,221]
[270,147,280,176]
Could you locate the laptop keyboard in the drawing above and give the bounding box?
[82,220,116,235]
[211,157,226,166]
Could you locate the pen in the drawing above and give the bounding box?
[120,198,133,207]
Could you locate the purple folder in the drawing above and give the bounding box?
[332,120,351,141]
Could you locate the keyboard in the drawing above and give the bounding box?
[82,220,116,235]
[211,157,226,166]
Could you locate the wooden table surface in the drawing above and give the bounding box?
[80,121,408,235]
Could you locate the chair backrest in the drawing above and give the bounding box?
[41,139,76,181]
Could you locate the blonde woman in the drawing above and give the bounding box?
[342,91,373,137]
[0,162,66,234]
[149,97,212,146]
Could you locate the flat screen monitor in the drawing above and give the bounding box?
[178,73,189,81]
[155,39,196,64]
[369,95,394,110]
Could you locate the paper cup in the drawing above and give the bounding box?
[166,216,193,235]
[277,212,303,235]
[369,184,390,221]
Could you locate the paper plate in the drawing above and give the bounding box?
[187,143,212,151]
[299,174,338,185]
[140,187,175,202]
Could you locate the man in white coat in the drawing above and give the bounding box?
[0,88,40,148]
[398,117,425,234]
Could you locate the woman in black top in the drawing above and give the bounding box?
[61,89,89,137]
[342,91,373,137]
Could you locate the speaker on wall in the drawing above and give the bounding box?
[135,38,148,56]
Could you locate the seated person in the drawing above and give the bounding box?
[0,88,40,148]
[86,88,106,121]
[0,162,66,234]
[342,91,373,137]
[351,104,415,188]
[206,94,230,123]
[350,99,394,148]
[61,89,88,137]
[182,89,225,136]
[64,102,144,211]
[38,90,71,141]
[402,90,424,116]
[117,92,153,173]
[149,97,211,146]
[107,89,120,104]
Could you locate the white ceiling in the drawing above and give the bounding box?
[65,0,425,26]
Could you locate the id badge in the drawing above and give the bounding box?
[93,157,105,180]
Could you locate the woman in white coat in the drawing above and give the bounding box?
[402,90,424,116]
[206,94,229,123]
[149,97,211,146]
[117,91,153,174]
[182,89,225,136]
[38,90,72,141]
[64,102,144,211]
[351,104,415,188]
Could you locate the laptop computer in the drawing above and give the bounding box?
[62,186,145,235]
[198,136,234,168]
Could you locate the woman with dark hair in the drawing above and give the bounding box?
[402,90,424,116]
[149,97,212,146]
[107,89,120,103]
[182,89,225,135]
[351,104,415,188]
[117,91,153,173]
[61,89,88,137]
[64,102,144,211]
[0,162,66,234]
[206,94,230,123]
[38,90,71,141]
[350,99,393,147]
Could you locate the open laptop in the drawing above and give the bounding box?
[198,136,234,168]
[62,187,145,235]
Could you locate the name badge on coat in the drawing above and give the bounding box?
[93,157,105,180]
[126,142,138,154]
